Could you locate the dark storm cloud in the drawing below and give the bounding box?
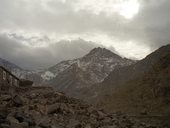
[130,0,170,49]
[0,34,105,69]
[0,0,170,46]
[0,0,170,69]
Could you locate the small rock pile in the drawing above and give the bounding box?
[0,86,157,128]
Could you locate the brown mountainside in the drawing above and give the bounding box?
[97,44,170,117]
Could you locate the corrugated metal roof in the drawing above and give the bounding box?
[0,66,20,81]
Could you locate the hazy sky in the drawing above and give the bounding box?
[0,0,170,69]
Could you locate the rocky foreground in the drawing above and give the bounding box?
[0,86,158,128]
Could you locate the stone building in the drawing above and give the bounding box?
[0,66,20,92]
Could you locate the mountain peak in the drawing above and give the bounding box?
[86,47,121,59]
[89,47,110,53]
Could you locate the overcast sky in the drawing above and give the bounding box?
[0,0,170,69]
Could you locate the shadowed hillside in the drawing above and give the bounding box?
[96,45,170,126]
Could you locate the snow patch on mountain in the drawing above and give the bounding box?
[41,71,56,81]
[0,47,136,89]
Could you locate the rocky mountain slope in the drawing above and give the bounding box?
[43,47,134,97]
[96,44,170,117]
[1,47,135,90]
[0,86,159,128]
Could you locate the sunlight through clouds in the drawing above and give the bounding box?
[72,0,140,19]
[0,0,169,69]
[119,0,139,19]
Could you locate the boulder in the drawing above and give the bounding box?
[47,103,60,114]
[15,112,35,126]
[66,119,81,128]
[38,117,51,128]
[0,123,10,128]
[10,122,25,128]
[0,95,11,101]
[12,95,24,107]
[6,116,19,124]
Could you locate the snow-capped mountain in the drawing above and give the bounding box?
[0,47,135,95]
[39,47,135,97]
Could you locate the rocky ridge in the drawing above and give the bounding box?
[44,47,134,97]
[0,86,157,128]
